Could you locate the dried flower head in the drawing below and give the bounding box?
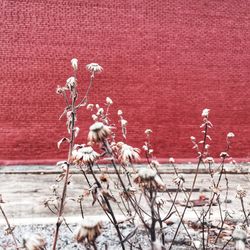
[148,149,154,155]
[96,108,104,116]
[155,196,165,207]
[210,185,220,195]
[50,184,59,193]
[236,185,247,198]
[134,168,165,190]
[99,173,109,183]
[56,85,67,95]
[220,152,229,158]
[169,157,175,163]
[120,186,136,201]
[150,160,160,168]
[92,114,98,121]
[117,110,123,116]
[204,157,214,164]
[71,58,78,71]
[145,129,152,135]
[66,76,77,91]
[72,145,100,164]
[56,161,69,171]
[117,142,140,163]
[173,174,185,187]
[106,97,113,105]
[86,63,103,74]
[202,108,210,117]
[87,104,94,110]
[74,218,102,243]
[190,136,196,141]
[88,122,112,143]
[232,224,247,250]
[23,233,46,250]
[227,132,235,138]
[120,119,128,127]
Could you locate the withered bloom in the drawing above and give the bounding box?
[86,63,103,74]
[173,174,185,188]
[232,224,247,250]
[72,144,99,164]
[155,196,165,207]
[99,173,109,183]
[134,168,165,190]
[120,186,136,201]
[66,76,77,91]
[88,122,112,143]
[71,58,78,71]
[117,142,140,164]
[23,233,46,250]
[74,218,102,243]
[236,185,247,198]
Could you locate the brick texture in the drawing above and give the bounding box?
[0,0,250,163]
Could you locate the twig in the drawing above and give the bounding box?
[0,205,19,249]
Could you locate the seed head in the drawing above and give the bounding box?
[169,157,175,163]
[106,97,113,105]
[204,157,214,164]
[117,142,140,163]
[66,76,77,91]
[134,168,165,190]
[88,122,112,143]
[71,58,78,71]
[202,108,210,117]
[74,218,102,243]
[23,233,46,250]
[72,145,100,164]
[220,152,229,158]
[236,185,246,198]
[86,63,103,74]
[145,129,152,135]
[227,132,235,138]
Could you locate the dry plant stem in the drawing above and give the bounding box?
[80,168,113,223]
[165,190,197,249]
[92,241,98,250]
[243,212,250,224]
[202,212,205,250]
[169,122,209,250]
[240,197,249,226]
[203,159,225,218]
[221,236,232,250]
[214,204,227,244]
[111,159,149,228]
[88,163,126,250]
[224,172,229,206]
[168,157,202,250]
[142,187,157,244]
[76,75,94,109]
[171,163,201,223]
[156,206,165,245]
[53,106,76,250]
[0,205,18,249]
[79,200,84,219]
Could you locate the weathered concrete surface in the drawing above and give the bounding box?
[0,164,249,223]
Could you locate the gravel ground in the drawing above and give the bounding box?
[0,222,236,250]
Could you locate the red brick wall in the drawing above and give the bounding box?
[1,0,250,163]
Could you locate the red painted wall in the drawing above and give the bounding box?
[1,0,250,164]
